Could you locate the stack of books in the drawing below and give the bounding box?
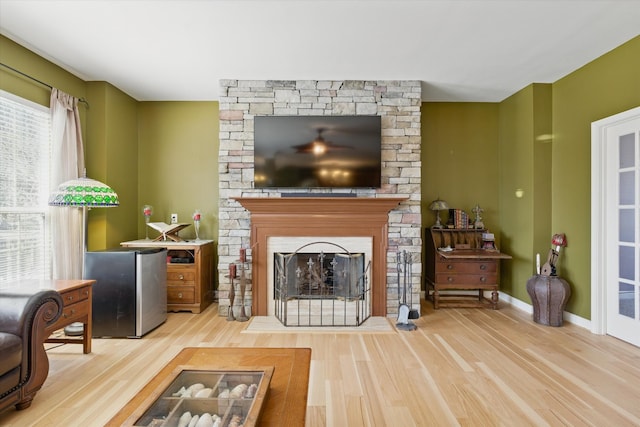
[447,209,470,229]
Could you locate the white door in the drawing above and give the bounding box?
[592,106,640,347]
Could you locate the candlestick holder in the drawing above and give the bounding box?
[236,261,249,322]
[193,209,201,241]
[227,274,236,321]
[142,205,153,240]
[227,250,250,322]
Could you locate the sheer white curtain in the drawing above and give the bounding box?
[50,88,85,280]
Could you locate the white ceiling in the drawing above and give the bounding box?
[1,0,638,102]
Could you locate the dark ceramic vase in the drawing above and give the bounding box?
[526,274,571,327]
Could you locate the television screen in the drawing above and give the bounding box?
[254,116,382,189]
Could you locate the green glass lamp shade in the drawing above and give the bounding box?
[48,176,119,207]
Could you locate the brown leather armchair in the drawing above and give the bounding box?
[0,289,63,413]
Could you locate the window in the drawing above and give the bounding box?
[0,90,52,283]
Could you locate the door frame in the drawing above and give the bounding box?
[591,106,640,335]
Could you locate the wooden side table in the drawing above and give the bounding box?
[3,279,95,354]
[121,240,214,313]
[45,280,94,354]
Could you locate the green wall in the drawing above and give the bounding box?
[551,35,640,317]
[497,84,552,301]
[138,102,219,242]
[421,103,500,235]
[85,82,139,250]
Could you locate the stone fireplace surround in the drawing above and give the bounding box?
[218,80,422,318]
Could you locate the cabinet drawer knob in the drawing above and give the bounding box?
[447,277,453,282]
[480,276,487,283]
[480,264,487,270]
[178,292,183,298]
[447,264,453,270]
[67,296,73,301]
[179,274,184,280]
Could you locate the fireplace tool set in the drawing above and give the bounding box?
[396,250,418,331]
[227,248,249,322]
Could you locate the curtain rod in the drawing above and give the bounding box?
[0,62,89,108]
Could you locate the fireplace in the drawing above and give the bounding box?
[269,238,372,326]
[232,197,405,317]
[217,80,423,319]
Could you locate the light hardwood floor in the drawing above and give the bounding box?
[1,301,639,426]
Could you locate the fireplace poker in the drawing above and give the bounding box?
[396,251,411,326]
[396,251,402,308]
[396,250,417,331]
[408,253,419,319]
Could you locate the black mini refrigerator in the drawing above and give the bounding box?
[84,247,167,338]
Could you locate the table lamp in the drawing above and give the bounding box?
[429,198,449,228]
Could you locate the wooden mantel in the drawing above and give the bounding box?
[232,197,407,316]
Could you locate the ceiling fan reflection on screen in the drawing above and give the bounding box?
[292,128,352,155]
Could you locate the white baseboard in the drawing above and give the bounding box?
[421,289,590,330]
[495,292,591,330]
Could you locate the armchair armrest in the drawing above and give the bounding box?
[0,289,63,337]
[0,289,63,411]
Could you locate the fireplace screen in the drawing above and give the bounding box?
[274,241,371,327]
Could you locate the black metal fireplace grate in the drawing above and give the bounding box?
[274,241,371,327]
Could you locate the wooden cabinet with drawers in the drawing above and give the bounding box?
[45,279,94,353]
[425,228,511,309]
[121,240,214,313]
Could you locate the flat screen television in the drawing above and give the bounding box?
[253,115,382,189]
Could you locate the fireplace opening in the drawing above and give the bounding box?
[275,251,365,299]
[273,241,371,327]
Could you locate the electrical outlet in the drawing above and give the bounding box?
[170,213,178,224]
